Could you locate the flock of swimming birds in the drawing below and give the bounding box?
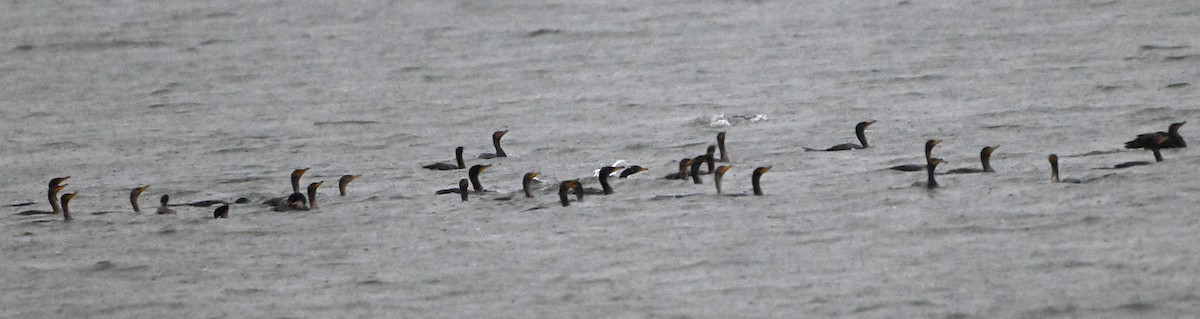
[8,120,1187,221]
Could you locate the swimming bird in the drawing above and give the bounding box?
[752,166,771,196]
[521,172,539,197]
[944,146,998,174]
[1113,135,1169,168]
[717,132,730,162]
[275,181,322,211]
[275,193,306,211]
[338,175,360,196]
[478,131,508,159]
[60,193,76,221]
[1049,154,1082,184]
[173,199,243,207]
[890,139,941,171]
[806,121,875,151]
[558,180,583,207]
[619,166,649,178]
[664,158,694,180]
[130,186,149,213]
[582,166,626,195]
[494,172,542,201]
[264,168,309,206]
[689,156,706,184]
[423,146,465,170]
[1125,121,1186,149]
[436,165,491,194]
[306,181,323,210]
[156,195,177,214]
[213,205,230,219]
[714,165,731,194]
[16,177,70,216]
[925,158,944,189]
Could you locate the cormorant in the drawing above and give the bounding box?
[717,132,731,162]
[479,131,508,159]
[156,195,177,214]
[338,175,360,196]
[752,166,771,196]
[1049,154,1082,184]
[944,146,998,174]
[890,139,940,171]
[1125,122,1186,149]
[806,121,875,151]
[423,147,465,170]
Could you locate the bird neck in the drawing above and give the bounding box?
[61,198,72,221]
[856,127,869,148]
[455,148,466,168]
[926,167,938,189]
[130,191,141,213]
[599,174,613,195]
[469,171,484,192]
[752,173,764,196]
[718,134,730,162]
[48,188,61,213]
[1051,162,1061,183]
[493,138,506,157]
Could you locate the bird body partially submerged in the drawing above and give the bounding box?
[806,121,875,151]
[890,139,940,171]
[664,158,693,180]
[156,195,177,214]
[479,131,508,159]
[944,146,997,174]
[17,177,69,216]
[436,165,492,194]
[213,205,229,219]
[424,147,466,170]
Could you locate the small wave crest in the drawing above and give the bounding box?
[706,114,768,127]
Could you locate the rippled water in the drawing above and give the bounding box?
[3,0,1200,317]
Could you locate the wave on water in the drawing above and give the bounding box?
[706,114,768,127]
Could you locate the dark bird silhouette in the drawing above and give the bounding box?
[890,139,940,171]
[1125,122,1186,149]
[716,132,731,162]
[944,146,998,174]
[16,177,70,216]
[479,131,508,159]
[752,166,771,196]
[423,146,466,170]
[806,121,875,151]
